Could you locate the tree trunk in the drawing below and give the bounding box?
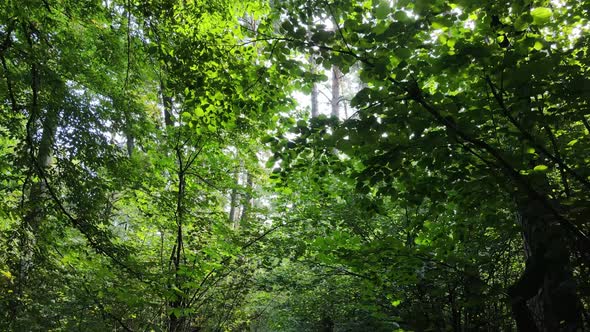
[239,171,253,224]
[13,61,59,325]
[229,171,239,227]
[320,314,334,332]
[311,82,319,118]
[160,78,174,128]
[509,197,583,332]
[330,65,340,118]
[169,152,186,332]
[310,53,319,118]
[447,286,461,332]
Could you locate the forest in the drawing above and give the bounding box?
[0,0,589,331]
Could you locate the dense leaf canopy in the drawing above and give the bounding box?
[1,0,589,331]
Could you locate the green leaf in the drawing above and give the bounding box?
[514,14,531,31]
[533,165,549,172]
[531,7,552,25]
[393,11,411,23]
[1,270,12,280]
[395,48,412,59]
[181,111,192,120]
[374,3,390,19]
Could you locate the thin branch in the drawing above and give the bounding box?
[183,136,204,172]
[485,75,590,192]
[318,88,332,102]
[186,171,223,191]
[542,120,571,197]
[582,116,590,134]
[240,32,369,64]
[411,93,590,248]
[124,0,131,94]
[0,20,14,57]
[52,246,134,332]
[35,163,149,281]
[0,55,18,112]
[187,216,303,308]
[325,0,353,55]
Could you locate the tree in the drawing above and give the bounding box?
[0,0,293,330]
[1,0,589,331]
[267,0,590,330]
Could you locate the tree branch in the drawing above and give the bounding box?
[485,75,590,192]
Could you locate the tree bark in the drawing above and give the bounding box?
[330,65,341,118]
[310,54,319,118]
[13,59,59,326]
[239,171,253,224]
[169,149,186,332]
[229,171,239,227]
[160,78,174,128]
[509,197,583,332]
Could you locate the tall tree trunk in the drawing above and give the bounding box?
[447,286,461,332]
[160,78,174,128]
[13,60,59,325]
[320,314,334,332]
[509,196,583,332]
[229,166,239,228]
[169,150,186,332]
[125,127,134,157]
[330,65,340,118]
[239,171,253,225]
[311,82,319,118]
[160,68,184,331]
[310,54,319,118]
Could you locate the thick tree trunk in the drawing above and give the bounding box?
[239,171,253,224]
[13,61,59,325]
[320,314,334,332]
[125,131,134,157]
[311,82,319,118]
[509,198,583,332]
[447,286,461,332]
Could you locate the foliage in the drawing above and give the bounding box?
[0,0,589,331]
